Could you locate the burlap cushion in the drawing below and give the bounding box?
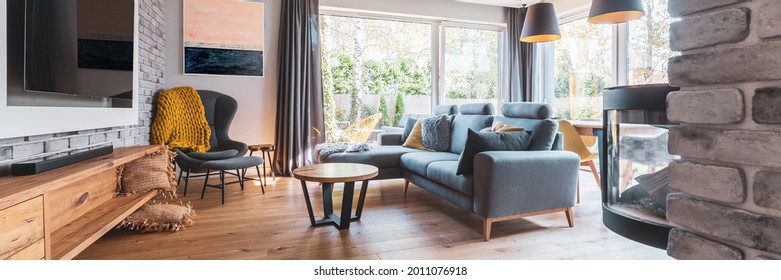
[402,120,433,151]
[118,149,177,197]
[118,202,196,232]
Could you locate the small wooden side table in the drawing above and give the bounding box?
[293,163,378,229]
[248,144,276,185]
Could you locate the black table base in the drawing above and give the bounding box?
[300,180,370,229]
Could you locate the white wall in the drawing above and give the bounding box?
[164,0,279,146]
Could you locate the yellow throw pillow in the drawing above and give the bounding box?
[492,121,524,133]
[402,120,433,151]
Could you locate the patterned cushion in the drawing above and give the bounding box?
[421,115,452,151]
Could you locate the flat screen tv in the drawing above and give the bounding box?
[6,0,135,108]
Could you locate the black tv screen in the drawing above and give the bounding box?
[6,0,135,108]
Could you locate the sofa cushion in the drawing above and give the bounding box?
[433,104,458,115]
[400,152,460,177]
[493,116,558,151]
[323,145,422,169]
[500,102,552,119]
[459,103,495,115]
[421,115,452,151]
[449,115,494,154]
[426,161,474,197]
[456,129,532,175]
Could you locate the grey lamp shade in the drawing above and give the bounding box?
[520,2,560,43]
[588,0,645,24]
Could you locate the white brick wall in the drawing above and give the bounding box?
[0,0,166,176]
[667,0,781,260]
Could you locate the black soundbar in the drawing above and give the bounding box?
[11,145,114,176]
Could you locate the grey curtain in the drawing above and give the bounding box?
[274,0,325,176]
[505,7,535,102]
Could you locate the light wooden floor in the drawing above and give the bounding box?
[76,170,672,260]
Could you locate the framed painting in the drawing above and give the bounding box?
[183,0,264,77]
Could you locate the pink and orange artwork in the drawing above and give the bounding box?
[183,0,264,76]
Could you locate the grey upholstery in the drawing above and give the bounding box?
[500,102,552,119]
[433,104,458,115]
[188,150,239,161]
[201,156,263,170]
[449,115,494,154]
[320,102,579,240]
[458,103,495,115]
[400,152,460,176]
[174,90,249,174]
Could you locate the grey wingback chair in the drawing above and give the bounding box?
[174,90,250,196]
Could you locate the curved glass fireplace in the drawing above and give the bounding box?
[601,84,680,249]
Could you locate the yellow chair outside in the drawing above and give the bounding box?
[558,119,601,203]
[339,113,382,143]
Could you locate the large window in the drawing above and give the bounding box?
[320,14,501,143]
[442,26,500,107]
[320,15,432,143]
[627,0,677,85]
[553,18,612,120]
[552,0,676,120]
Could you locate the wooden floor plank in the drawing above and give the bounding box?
[76,172,670,260]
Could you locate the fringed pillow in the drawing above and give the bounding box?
[118,202,195,232]
[118,148,177,198]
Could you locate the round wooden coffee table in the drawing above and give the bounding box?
[293,163,378,229]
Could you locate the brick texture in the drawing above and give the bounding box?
[753,88,781,124]
[668,41,781,86]
[667,229,743,260]
[670,8,749,51]
[0,0,165,176]
[669,161,744,204]
[668,194,781,254]
[754,171,781,211]
[758,0,781,39]
[669,126,781,168]
[668,0,747,17]
[667,89,744,124]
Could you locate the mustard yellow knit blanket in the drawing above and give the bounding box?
[151,86,211,152]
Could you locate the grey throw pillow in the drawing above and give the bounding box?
[456,129,532,175]
[421,115,452,151]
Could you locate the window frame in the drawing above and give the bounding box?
[318,9,506,113]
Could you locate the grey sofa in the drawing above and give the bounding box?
[321,102,580,241]
[379,104,458,135]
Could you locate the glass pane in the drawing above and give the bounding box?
[320,15,432,143]
[442,26,499,108]
[553,18,612,120]
[627,0,678,85]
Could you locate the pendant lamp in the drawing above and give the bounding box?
[520,2,561,43]
[588,0,645,24]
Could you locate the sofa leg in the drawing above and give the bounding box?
[565,207,574,227]
[403,180,409,195]
[483,218,493,241]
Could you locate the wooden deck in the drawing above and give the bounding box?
[75,171,671,260]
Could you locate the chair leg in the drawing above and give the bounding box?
[183,169,191,197]
[237,169,244,190]
[587,160,601,189]
[201,169,211,199]
[404,180,409,195]
[262,156,268,186]
[256,165,265,194]
[267,150,276,180]
[483,218,493,241]
[177,168,183,186]
[565,207,575,227]
[220,170,226,204]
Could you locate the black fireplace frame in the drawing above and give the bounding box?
[600,84,679,250]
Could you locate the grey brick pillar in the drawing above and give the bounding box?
[666,0,781,260]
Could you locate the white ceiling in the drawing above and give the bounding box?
[454,0,537,8]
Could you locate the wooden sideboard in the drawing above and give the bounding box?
[0,145,164,260]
